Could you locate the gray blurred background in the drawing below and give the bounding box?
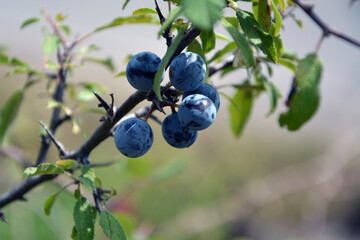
[0,0,360,239]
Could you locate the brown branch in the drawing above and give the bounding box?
[0,145,32,168]
[63,90,148,162]
[39,121,68,157]
[42,9,68,49]
[0,174,58,209]
[292,0,360,48]
[155,0,174,47]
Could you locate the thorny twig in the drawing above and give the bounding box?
[292,0,360,48]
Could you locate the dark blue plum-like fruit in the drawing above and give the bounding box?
[162,113,198,148]
[114,118,153,158]
[126,52,165,91]
[178,94,217,131]
[169,52,206,92]
[182,83,220,112]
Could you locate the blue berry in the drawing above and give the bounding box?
[182,83,220,112]
[162,113,198,148]
[126,52,165,91]
[114,118,153,158]
[178,94,217,131]
[169,52,206,92]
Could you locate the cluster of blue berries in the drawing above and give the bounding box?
[114,51,220,158]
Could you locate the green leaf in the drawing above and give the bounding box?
[236,10,281,63]
[44,183,72,216]
[95,15,159,32]
[208,41,237,63]
[279,53,322,131]
[60,24,71,36]
[158,6,182,38]
[224,16,239,29]
[279,0,286,11]
[73,197,95,240]
[271,0,282,37]
[45,59,59,70]
[261,76,279,115]
[0,54,27,67]
[79,166,96,190]
[99,210,127,240]
[84,57,115,72]
[0,90,24,145]
[220,18,255,69]
[76,44,100,54]
[153,26,186,100]
[71,225,79,240]
[122,0,131,10]
[187,39,205,61]
[78,176,95,191]
[215,32,231,42]
[151,158,187,181]
[56,160,77,170]
[133,8,157,16]
[200,29,216,54]
[23,163,65,179]
[78,107,106,115]
[82,166,96,181]
[43,34,61,55]
[47,99,63,109]
[44,194,57,216]
[77,89,95,102]
[278,58,296,73]
[74,188,81,200]
[257,0,271,31]
[289,13,303,29]
[113,71,126,78]
[229,87,253,137]
[20,17,40,29]
[182,0,225,30]
[56,12,67,21]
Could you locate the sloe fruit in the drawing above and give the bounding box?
[178,94,217,131]
[182,83,220,112]
[126,52,164,91]
[162,113,198,148]
[169,52,206,92]
[114,118,153,158]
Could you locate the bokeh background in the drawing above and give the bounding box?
[0,0,360,239]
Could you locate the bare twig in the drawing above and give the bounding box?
[93,188,102,213]
[39,121,68,157]
[155,0,174,47]
[63,90,148,161]
[166,26,201,69]
[0,210,8,223]
[0,145,32,168]
[208,57,235,77]
[42,9,68,49]
[292,0,360,48]
[0,174,58,209]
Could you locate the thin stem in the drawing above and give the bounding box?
[292,0,360,48]
[43,9,68,48]
[39,121,67,157]
[315,33,327,54]
[0,174,58,209]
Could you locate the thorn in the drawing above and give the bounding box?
[0,210,8,224]
[154,0,165,24]
[19,196,27,201]
[39,121,67,156]
[93,91,110,110]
